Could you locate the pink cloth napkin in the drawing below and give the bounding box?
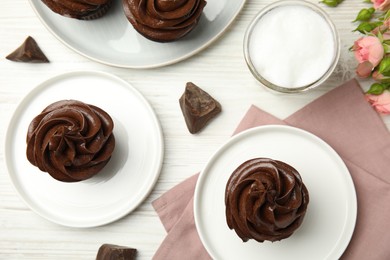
[152,79,390,260]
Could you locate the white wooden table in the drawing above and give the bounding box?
[1,0,389,259]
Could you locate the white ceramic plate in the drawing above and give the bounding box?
[4,71,164,227]
[28,0,246,68]
[194,125,356,260]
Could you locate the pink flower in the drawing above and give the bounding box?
[354,36,384,68]
[372,70,385,80]
[365,91,390,114]
[356,61,374,78]
[371,0,390,11]
[382,31,390,40]
[371,19,390,39]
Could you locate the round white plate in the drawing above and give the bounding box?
[4,71,164,227]
[194,125,356,260]
[28,0,246,68]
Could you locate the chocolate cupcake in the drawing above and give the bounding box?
[225,158,309,242]
[26,100,115,182]
[123,0,207,42]
[41,0,114,20]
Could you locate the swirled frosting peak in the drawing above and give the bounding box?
[26,100,115,182]
[123,0,207,42]
[41,0,113,20]
[225,158,309,242]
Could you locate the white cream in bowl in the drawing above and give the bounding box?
[244,0,340,93]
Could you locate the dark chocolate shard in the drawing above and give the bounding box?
[6,36,49,63]
[96,244,137,260]
[179,82,222,134]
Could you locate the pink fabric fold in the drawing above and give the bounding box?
[152,79,390,260]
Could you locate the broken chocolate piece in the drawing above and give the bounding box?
[6,36,49,63]
[179,82,222,134]
[96,244,137,260]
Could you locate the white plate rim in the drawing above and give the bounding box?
[4,70,164,227]
[194,125,357,259]
[27,0,247,69]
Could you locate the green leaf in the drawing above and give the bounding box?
[321,0,343,7]
[379,78,390,83]
[385,10,390,20]
[378,57,390,74]
[353,21,383,33]
[378,31,384,42]
[353,8,375,22]
[382,43,390,54]
[367,83,385,95]
[384,43,390,54]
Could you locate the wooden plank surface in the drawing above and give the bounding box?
[1,0,388,259]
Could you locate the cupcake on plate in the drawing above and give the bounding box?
[122,0,207,42]
[41,0,114,20]
[225,158,309,242]
[26,100,115,182]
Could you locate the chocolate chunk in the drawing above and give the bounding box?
[96,244,137,260]
[6,36,49,63]
[179,82,222,134]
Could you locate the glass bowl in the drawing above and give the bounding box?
[243,0,340,93]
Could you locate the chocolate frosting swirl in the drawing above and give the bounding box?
[26,100,115,182]
[42,0,113,20]
[225,158,309,242]
[123,0,207,42]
